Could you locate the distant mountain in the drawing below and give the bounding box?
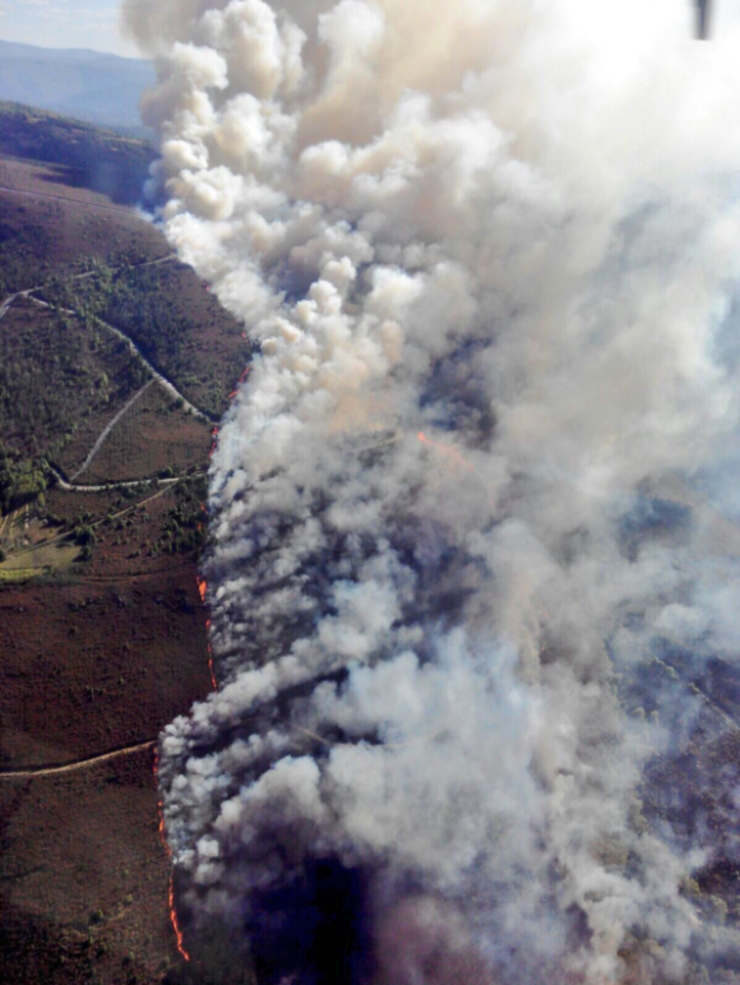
[0,40,154,135]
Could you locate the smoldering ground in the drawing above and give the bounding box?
[123,1,740,982]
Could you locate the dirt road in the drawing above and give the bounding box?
[0,740,156,780]
[71,380,155,481]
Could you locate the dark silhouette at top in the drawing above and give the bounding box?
[697,0,711,38]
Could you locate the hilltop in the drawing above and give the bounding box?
[0,101,153,206]
[0,40,154,134]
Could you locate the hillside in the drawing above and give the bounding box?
[0,110,249,985]
[0,40,154,134]
[0,101,153,206]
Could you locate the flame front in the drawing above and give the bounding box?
[154,750,191,963]
[167,876,191,963]
[209,428,220,459]
[197,578,218,690]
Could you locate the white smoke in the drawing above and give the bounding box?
[123,1,740,982]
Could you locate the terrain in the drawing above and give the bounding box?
[4,93,740,985]
[0,101,153,208]
[0,112,249,985]
[0,41,155,135]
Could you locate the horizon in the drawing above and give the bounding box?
[0,0,141,59]
[0,35,148,62]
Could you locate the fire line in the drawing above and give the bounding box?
[153,750,191,963]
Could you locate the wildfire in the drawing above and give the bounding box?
[209,427,220,459]
[229,366,251,402]
[153,751,191,963]
[206,627,217,691]
[168,876,191,963]
[197,579,218,690]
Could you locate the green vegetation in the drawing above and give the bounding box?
[160,476,209,555]
[0,455,48,513]
[43,261,192,384]
[40,261,237,416]
[73,522,96,547]
[0,305,147,464]
[0,205,52,296]
[0,101,153,205]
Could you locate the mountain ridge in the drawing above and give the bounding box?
[0,39,154,134]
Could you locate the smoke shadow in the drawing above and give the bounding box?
[248,860,375,985]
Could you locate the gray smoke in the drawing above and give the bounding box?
[122,1,740,982]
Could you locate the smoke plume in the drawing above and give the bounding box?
[123,1,740,982]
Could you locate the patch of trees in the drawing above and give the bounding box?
[0,308,146,462]
[41,260,246,418]
[0,455,48,513]
[160,476,209,555]
[43,263,192,379]
[0,212,53,295]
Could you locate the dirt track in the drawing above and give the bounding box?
[71,381,155,481]
[2,251,215,429]
[0,740,156,780]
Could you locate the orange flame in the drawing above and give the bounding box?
[209,428,220,459]
[197,580,217,690]
[168,876,191,963]
[207,641,217,690]
[229,367,251,402]
[153,751,191,963]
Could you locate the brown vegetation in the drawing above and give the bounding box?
[0,113,242,985]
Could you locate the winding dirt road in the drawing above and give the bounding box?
[0,740,156,780]
[25,294,215,425]
[0,251,213,425]
[49,464,183,494]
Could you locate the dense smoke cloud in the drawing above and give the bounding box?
[123,1,740,981]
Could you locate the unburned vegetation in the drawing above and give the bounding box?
[58,386,211,486]
[0,107,246,985]
[40,259,250,417]
[0,101,153,206]
[0,173,167,296]
[0,298,147,461]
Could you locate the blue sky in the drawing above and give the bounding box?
[4,1,740,62]
[0,0,142,58]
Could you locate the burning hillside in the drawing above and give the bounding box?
[124,1,740,983]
